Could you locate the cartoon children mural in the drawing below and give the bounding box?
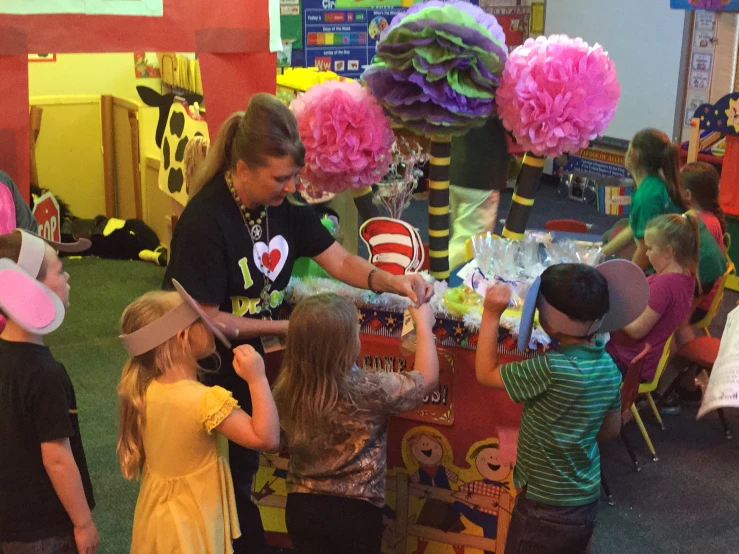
[402,427,465,554]
[452,439,515,554]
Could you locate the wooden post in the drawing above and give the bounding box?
[29,106,43,189]
[101,95,116,218]
[428,136,451,279]
[502,152,546,240]
[687,117,701,164]
[128,109,143,220]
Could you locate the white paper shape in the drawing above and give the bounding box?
[269,0,284,53]
[698,305,739,419]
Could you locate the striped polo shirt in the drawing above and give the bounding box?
[500,337,622,506]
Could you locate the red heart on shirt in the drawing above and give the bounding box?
[262,250,281,272]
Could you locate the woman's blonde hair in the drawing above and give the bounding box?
[189,93,305,197]
[645,212,701,284]
[116,291,199,480]
[272,294,359,439]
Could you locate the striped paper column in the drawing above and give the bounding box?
[502,152,546,240]
[428,136,451,280]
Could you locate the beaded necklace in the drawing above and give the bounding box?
[226,171,273,318]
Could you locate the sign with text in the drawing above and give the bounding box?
[32,192,61,243]
[359,338,455,425]
[698,305,739,418]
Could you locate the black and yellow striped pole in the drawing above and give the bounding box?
[502,152,546,240]
[428,136,452,280]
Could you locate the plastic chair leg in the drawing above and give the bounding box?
[601,469,614,506]
[620,428,641,472]
[631,405,659,462]
[646,393,666,431]
[718,409,733,440]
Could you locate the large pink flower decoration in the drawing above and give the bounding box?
[497,35,620,158]
[291,80,395,193]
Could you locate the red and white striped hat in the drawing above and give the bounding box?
[359,217,424,276]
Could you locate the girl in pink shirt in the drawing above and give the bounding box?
[681,162,727,319]
[606,213,700,381]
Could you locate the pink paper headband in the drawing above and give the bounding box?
[537,296,603,338]
[0,258,65,335]
[119,280,231,357]
[15,229,91,279]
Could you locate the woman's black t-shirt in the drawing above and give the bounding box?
[163,173,335,411]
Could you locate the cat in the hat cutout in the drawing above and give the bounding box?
[360,217,424,276]
[138,87,209,206]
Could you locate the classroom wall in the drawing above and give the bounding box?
[29,53,160,101]
[29,53,162,220]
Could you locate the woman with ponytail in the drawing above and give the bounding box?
[606,213,701,381]
[164,93,433,551]
[117,289,279,553]
[603,129,687,267]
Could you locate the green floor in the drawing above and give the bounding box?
[48,257,166,553]
[47,256,739,554]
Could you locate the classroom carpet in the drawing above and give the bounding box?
[50,186,738,554]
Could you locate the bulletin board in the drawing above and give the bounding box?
[301,0,544,79]
[546,0,688,142]
[671,0,739,10]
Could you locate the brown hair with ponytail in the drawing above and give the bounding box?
[681,161,727,235]
[188,93,305,197]
[630,129,687,211]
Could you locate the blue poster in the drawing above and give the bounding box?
[302,0,479,78]
[671,0,739,10]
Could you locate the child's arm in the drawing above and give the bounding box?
[475,285,511,389]
[596,410,622,442]
[621,306,661,340]
[217,345,280,452]
[408,303,439,394]
[631,239,649,270]
[41,438,99,554]
[602,226,633,257]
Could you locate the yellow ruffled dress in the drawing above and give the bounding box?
[130,380,241,554]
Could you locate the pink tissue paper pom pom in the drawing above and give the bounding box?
[497,35,620,158]
[291,80,395,194]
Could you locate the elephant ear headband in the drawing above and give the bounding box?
[15,229,91,279]
[119,280,231,357]
[517,259,650,351]
[0,258,65,335]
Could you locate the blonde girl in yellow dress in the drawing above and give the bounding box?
[116,281,280,554]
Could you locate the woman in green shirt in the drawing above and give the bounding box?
[603,129,687,267]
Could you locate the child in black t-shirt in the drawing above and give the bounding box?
[0,230,98,554]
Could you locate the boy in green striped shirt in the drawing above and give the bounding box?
[475,262,649,554]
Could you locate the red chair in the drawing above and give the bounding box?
[660,336,732,439]
[544,219,589,233]
[601,344,650,505]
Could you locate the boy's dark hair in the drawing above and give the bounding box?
[539,264,609,322]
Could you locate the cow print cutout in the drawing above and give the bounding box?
[169,112,185,137]
[175,136,189,163]
[168,168,184,193]
[163,139,171,170]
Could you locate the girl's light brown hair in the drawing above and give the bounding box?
[116,291,199,480]
[631,129,687,211]
[272,294,359,439]
[188,93,305,197]
[681,161,727,235]
[645,212,701,284]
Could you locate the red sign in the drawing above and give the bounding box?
[324,12,345,22]
[314,57,332,71]
[358,342,455,426]
[32,192,61,243]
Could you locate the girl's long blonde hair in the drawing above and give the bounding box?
[116,291,197,480]
[645,212,701,286]
[272,294,360,439]
[188,93,305,197]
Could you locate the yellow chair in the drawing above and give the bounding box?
[691,261,735,336]
[629,334,675,461]
[464,232,500,263]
